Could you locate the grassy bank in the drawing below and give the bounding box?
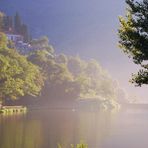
[0,106,27,114]
[58,143,88,148]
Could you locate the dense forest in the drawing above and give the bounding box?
[0,12,128,109]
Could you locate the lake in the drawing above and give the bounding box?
[0,108,148,148]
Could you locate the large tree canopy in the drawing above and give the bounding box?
[0,12,128,107]
[0,33,44,103]
[118,0,148,86]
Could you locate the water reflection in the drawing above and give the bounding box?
[0,110,117,148]
[0,114,43,148]
[77,111,117,148]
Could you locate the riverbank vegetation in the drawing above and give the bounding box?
[0,12,128,109]
[0,106,27,114]
[58,143,88,148]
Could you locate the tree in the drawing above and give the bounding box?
[0,12,4,31]
[55,54,68,64]
[14,12,31,42]
[28,49,75,102]
[0,32,7,48]
[30,36,54,53]
[67,56,86,76]
[14,12,22,34]
[3,16,13,32]
[118,0,148,86]
[27,36,125,106]
[20,24,28,42]
[0,33,44,104]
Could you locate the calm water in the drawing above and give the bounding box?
[0,109,148,148]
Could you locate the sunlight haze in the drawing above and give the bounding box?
[0,0,147,101]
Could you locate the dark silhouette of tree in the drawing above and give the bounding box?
[4,16,13,32]
[0,12,31,42]
[21,24,29,42]
[14,12,22,34]
[14,12,31,42]
[0,12,4,31]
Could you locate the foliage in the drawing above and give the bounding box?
[0,12,4,31]
[0,33,44,103]
[0,10,127,107]
[30,36,54,53]
[57,143,88,148]
[14,12,30,42]
[0,28,127,107]
[118,0,148,86]
[0,32,7,48]
[27,38,124,107]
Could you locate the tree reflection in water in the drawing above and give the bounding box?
[0,110,117,148]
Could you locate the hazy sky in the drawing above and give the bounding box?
[0,0,147,101]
